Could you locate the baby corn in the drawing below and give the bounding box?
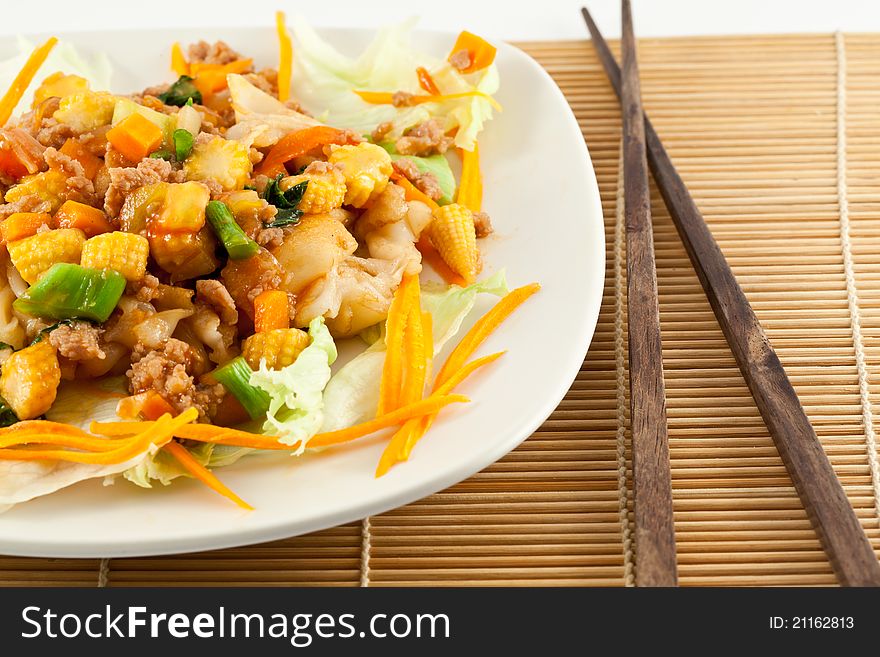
[242,328,310,370]
[7,228,85,284]
[0,340,61,420]
[429,203,478,284]
[281,165,346,214]
[328,143,392,208]
[81,231,151,282]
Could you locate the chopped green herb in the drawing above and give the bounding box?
[173,128,194,161]
[0,396,18,428]
[185,97,194,107]
[157,75,203,107]
[262,175,308,228]
[149,149,173,160]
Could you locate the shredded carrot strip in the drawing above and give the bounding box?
[275,10,293,102]
[375,422,415,477]
[377,274,416,415]
[0,37,58,127]
[170,42,189,76]
[415,236,466,287]
[422,311,434,386]
[456,143,483,213]
[309,394,468,448]
[435,284,540,389]
[91,420,291,450]
[0,410,197,464]
[390,171,440,211]
[401,286,426,406]
[354,89,502,112]
[416,66,441,95]
[164,440,252,510]
[392,351,507,468]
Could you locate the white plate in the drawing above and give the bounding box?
[0,26,604,557]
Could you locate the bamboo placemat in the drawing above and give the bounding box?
[2,32,880,587]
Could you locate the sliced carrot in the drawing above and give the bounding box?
[375,422,415,477]
[106,113,163,162]
[0,409,197,465]
[456,143,482,213]
[275,10,293,102]
[390,171,440,211]
[170,42,190,76]
[448,31,497,73]
[0,146,29,179]
[253,289,290,333]
[401,288,427,406]
[163,440,252,510]
[435,284,540,389]
[354,89,502,112]
[377,274,417,415]
[422,311,434,386]
[141,392,176,421]
[415,236,466,287]
[59,138,102,179]
[0,37,58,127]
[92,420,289,451]
[211,395,251,427]
[0,212,52,244]
[53,200,112,237]
[190,58,253,98]
[416,66,441,95]
[374,283,427,476]
[309,394,469,448]
[379,352,506,475]
[257,126,357,177]
[189,59,253,76]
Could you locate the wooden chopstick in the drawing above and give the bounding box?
[618,0,677,587]
[581,5,880,586]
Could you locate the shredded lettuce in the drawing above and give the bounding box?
[421,269,509,353]
[320,271,508,432]
[0,37,112,118]
[250,316,337,451]
[124,443,254,489]
[378,142,456,204]
[290,17,498,151]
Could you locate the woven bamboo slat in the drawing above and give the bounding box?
[2,33,879,587]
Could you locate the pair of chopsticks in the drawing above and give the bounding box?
[582,2,880,587]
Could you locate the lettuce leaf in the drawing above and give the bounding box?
[320,271,508,432]
[123,442,254,489]
[250,316,337,451]
[290,17,498,151]
[421,269,508,353]
[0,454,146,508]
[378,142,456,204]
[0,37,112,118]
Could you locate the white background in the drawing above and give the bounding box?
[1,0,879,40]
